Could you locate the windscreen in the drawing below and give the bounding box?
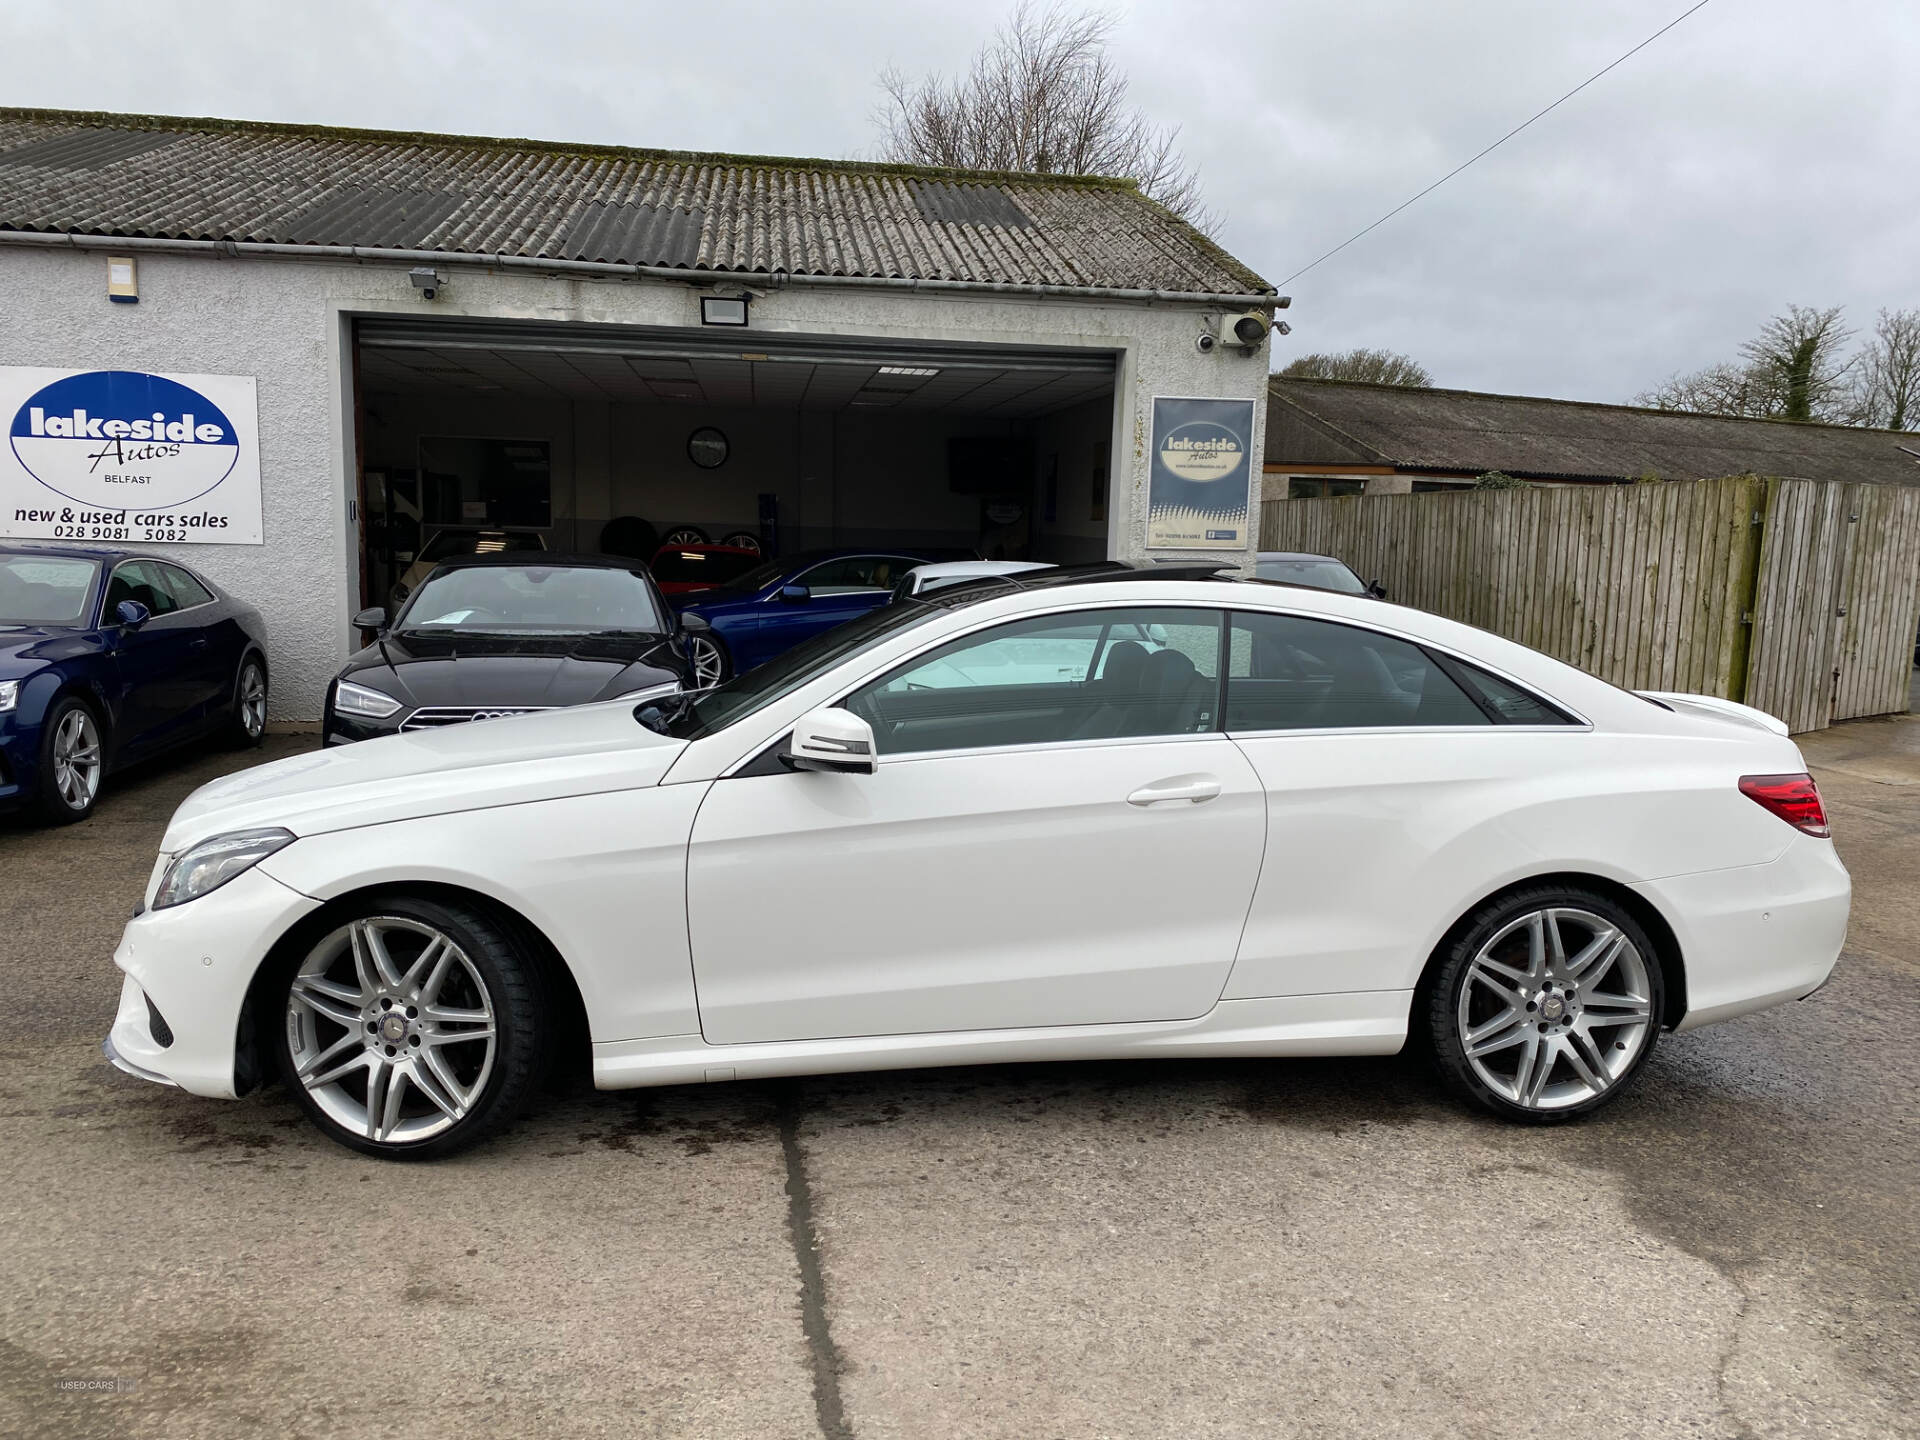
[650,549,764,586]
[661,601,946,740]
[1254,557,1367,594]
[419,530,545,563]
[398,564,665,634]
[0,554,100,626]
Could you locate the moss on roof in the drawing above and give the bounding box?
[0,105,1145,193]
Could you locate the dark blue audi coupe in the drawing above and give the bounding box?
[0,544,269,824]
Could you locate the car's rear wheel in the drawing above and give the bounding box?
[274,897,548,1158]
[35,696,104,825]
[686,632,730,686]
[227,655,268,748]
[1426,887,1663,1122]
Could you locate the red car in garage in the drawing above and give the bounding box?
[647,544,765,597]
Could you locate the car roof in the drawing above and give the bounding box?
[430,551,653,572]
[906,561,1236,609]
[0,540,138,563]
[653,543,760,556]
[905,560,1053,579]
[1256,551,1350,565]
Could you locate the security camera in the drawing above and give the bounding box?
[409,267,445,300]
[1195,330,1218,355]
[1275,319,1292,336]
[1225,311,1272,352]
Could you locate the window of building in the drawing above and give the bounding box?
[1288,478,1368,500]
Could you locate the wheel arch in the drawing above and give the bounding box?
[1413,871,1688,1032]
[236,880,592,1095]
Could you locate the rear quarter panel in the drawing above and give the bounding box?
[1223,724,1805,1001]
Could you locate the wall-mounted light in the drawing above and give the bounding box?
[107,255,138,304]
[409,267,445,300]
[701,295,749,327]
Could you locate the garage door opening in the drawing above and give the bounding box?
[351,316,1118,612]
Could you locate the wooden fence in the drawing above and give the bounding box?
[1258,475,1920,733]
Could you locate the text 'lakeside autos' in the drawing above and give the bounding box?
[324,552,694,743]
[1,543,269,824]
[105,565,1847,1158]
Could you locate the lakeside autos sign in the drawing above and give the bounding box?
[2,367,262,545]
[1145,396,1256,550]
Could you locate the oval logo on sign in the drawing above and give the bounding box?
[1157,421,1243,484]
[8,370,239,510]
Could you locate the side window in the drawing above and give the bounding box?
[1446,660,1576,725]
[849,607,1224,756]
[1226,611,1487,731]
[158,564,215,610]
[105,561,179,618]
[799,556,902,593]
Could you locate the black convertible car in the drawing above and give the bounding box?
[324,553,695,743]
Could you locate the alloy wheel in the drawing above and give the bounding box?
[286,917,497,1145]
[1455,906,1654,1112]
[661,526,708,547]
[687,635,727,687]
[51,707,102,812]
[239,663,268,739]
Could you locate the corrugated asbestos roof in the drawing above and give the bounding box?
[1268,377,1920,488]
[0,108,1270,296]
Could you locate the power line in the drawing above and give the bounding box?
[1278,0,1717,288]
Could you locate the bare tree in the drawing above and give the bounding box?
[1279,348,1433,387]
[875,2,1214,231]
[1856,307,1920,431]
[1637,304,1857,423]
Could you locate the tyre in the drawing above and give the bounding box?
[35,695,104,825]
[226,654,268,749]
[598,515,658,560]
[660,524,709,547]
[1425,885,1663,1123]
[273,896,550,1159]
[718,530,763,555]
[686,631,730,687]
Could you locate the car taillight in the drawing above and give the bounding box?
[1739,773,1830,838]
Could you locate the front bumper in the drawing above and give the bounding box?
[1635,831,1852,1033]
[0,720,38,809]
[105,863,322,1098]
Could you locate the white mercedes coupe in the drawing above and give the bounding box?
[104,566,1849,1157]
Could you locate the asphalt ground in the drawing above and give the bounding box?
[1,703,1915,1440]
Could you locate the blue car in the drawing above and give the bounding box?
[0,544,269,824]
[673,548,956,683]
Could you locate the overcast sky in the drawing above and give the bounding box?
[4,0,1915,404]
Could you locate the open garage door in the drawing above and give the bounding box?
[351,315,1117,612]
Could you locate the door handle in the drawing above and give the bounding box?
[1126,776,1222,807]
[187,637,208,649]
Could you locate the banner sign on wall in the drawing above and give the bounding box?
[1,367,262,545]
[1146,396,1256,550]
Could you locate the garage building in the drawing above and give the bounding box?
[0,108,1277,719]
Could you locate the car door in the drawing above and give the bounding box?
[154,562,233,719]
[745,555,912,668]
[685,604,1268,1044]
[103,560,202,755]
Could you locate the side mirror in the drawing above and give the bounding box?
[352,606,387,631]
[777,583,811,604]
[783,707,877,775]
[1366,580,1388,600]
[115,599,151,628]
[679,611,712,634]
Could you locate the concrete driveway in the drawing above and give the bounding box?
[2,710,1916,1440]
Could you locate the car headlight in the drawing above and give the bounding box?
[153,828,296,910]
[616,680,682,703]
[0,679,17,712]
[334,679,403,719]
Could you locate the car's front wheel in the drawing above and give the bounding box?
[35,695,104,825]
[1425,886,1663,1122]
[273,897,549,1158]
